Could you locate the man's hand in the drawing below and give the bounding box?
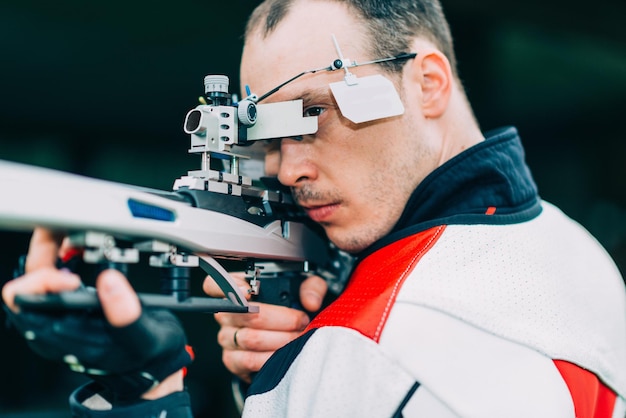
[204,272,328,383]
[2,228,188,402]
[3,228,82,313]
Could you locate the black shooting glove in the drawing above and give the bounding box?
[4,298,193,403]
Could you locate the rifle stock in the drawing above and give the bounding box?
[0,158,337,312]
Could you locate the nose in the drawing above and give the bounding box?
[277,137,318,187]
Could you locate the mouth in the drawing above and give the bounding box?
[301,203,340,223]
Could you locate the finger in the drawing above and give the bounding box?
[218,325,302,352]
[222,349,275,384]
[24,228,65,273]
[299,275,328,313]
[202,271,251,299]
[1,267,81,312]
[96,270,141,328]
[215,302,310,332]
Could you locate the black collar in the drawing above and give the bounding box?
[359,126,542,259]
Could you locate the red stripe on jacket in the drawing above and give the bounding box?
[554,359,618,418]
[306,226,445,342]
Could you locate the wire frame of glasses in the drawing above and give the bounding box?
[250,52,417,103]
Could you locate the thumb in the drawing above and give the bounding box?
[299,275,328,313]
[96,269,142,328]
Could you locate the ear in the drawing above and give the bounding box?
[407,48,453,119]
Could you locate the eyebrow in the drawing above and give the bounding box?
[256,69,330,103]
[287,86,334,106]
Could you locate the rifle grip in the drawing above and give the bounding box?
[249,273,305,310]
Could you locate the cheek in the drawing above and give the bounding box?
[264,150,280,176]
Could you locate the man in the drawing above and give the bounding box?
[3,0,626,417]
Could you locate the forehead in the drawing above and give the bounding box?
[240,1,369,100]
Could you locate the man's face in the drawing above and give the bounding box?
[241,1,440,253]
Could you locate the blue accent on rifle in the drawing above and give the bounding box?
[128,199,176,222]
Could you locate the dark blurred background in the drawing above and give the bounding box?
[0,0,624,416]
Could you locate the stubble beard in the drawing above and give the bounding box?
[291,174,401,254]
[292,185,372,253]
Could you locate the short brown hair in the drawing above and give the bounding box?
[245,0,458,77]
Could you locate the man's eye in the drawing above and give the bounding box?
[303,106,325,117]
